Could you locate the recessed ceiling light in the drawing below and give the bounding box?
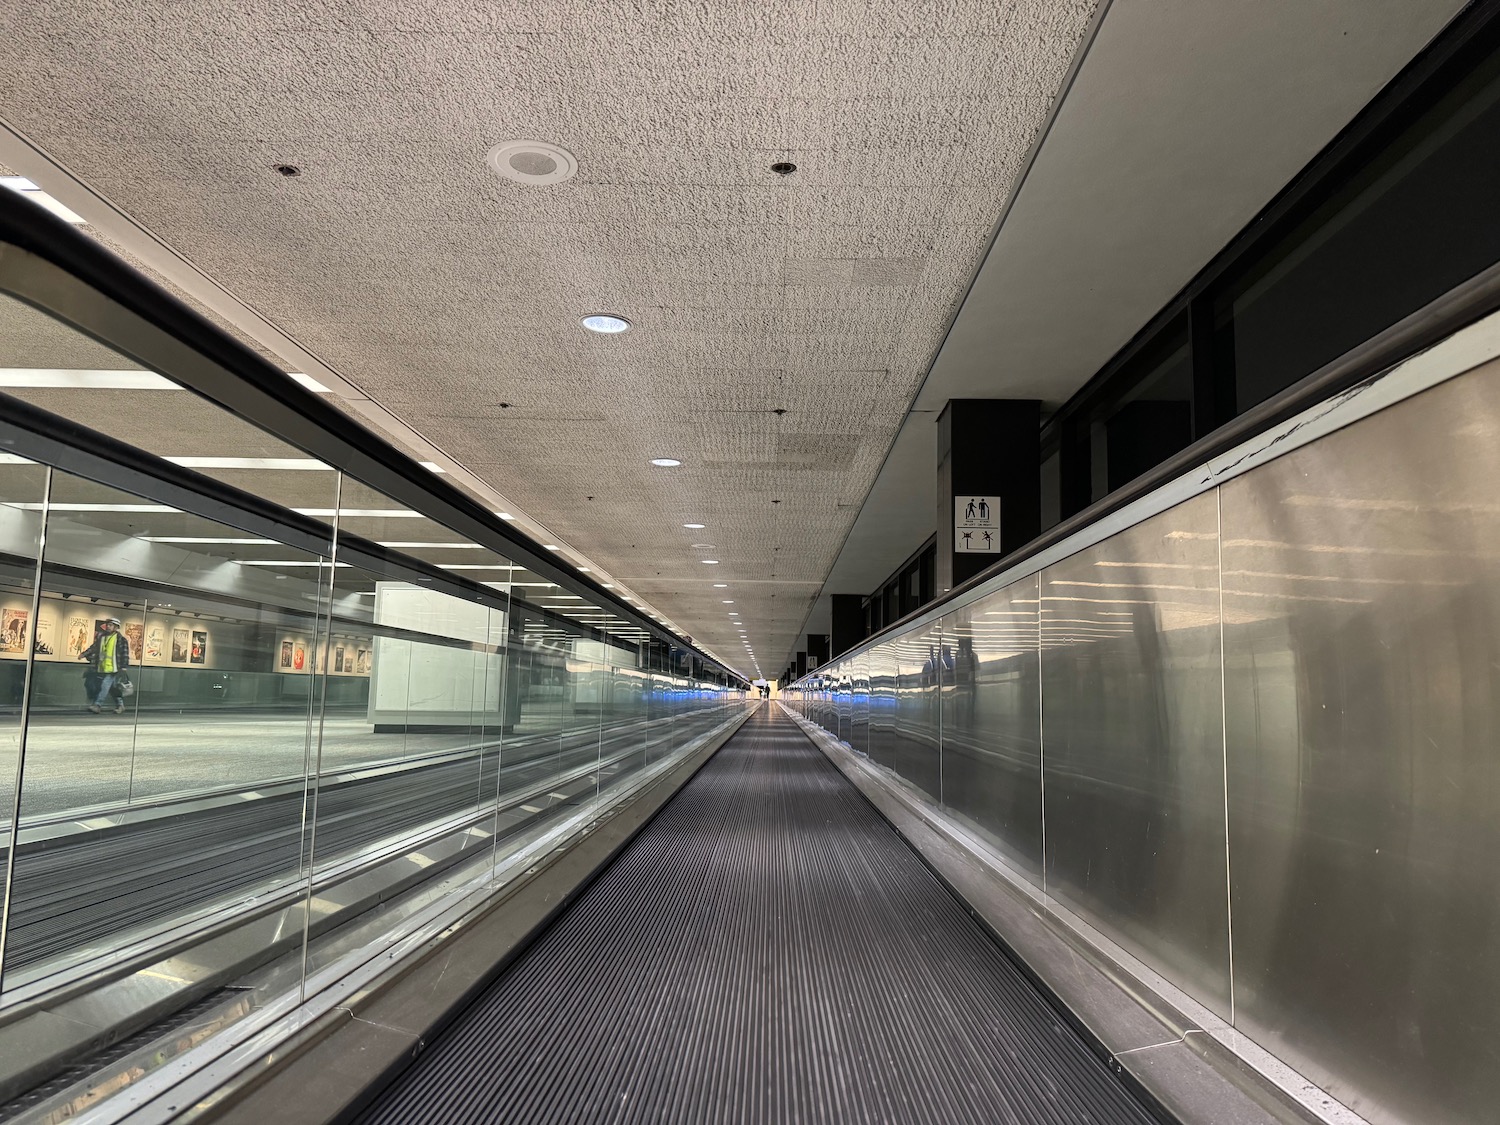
[722,600,734,604]
[683,523,705,529]
[702,559,720,565]
[713,583,728,588]
[577,566,590,573]
[545,544,560,550]
[496,512,516,521]
[650,457,681,467]
[690,543,715,549]
[602,583,614,589]
[486,139,578,185]
[582,314,632,334]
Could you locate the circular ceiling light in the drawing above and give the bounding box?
[582,314,631,334]
[650,457,681,467]
[486,140,578,185]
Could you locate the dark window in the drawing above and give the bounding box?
[1221,33,1500,411]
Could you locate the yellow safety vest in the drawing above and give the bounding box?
[100,633,119,673]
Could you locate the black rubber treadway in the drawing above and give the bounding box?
[354,705,1159,1125]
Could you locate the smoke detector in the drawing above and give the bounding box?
[486,140,578,185]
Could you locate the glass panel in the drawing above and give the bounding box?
[4,468,331,996]
[0,455,45,971]
[940,576,1042,882]
[1039,494,1230,1015]
[868,644,898,772]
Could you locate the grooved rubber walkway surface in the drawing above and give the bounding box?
[355,705,1157,1125]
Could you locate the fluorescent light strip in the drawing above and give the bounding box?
[165,456,330,471]
[0,178,85,223]
[378,541,484,549]
[294,508,422,517]
[0,369,175,389]
[144,536,277,545]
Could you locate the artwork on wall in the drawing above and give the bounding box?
[190,631,207,664]
[67,617,89,658]
[356,648,370,675]
[293,643,306,671]
[280,640,293,668]
[146,625,164,660]
[123,621,144,659]
[171,628,190,663]
[1,608,28,653]
[93,618,112,640]
[334,645,345,673]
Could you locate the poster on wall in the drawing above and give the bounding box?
[93,618,112,640]
[33,615,54,656]
[280,640,293,669]
[293,644,306,671]
[334,645,345,673]
[171,628,190,663]
[123,621,144,660]
[1,608,29,653]
[146,625,164,660]
[356,648,370,675]
[67,617,89,658]
[190,631,207,664]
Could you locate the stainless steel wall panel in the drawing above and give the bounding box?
[1221,361,1500,1125]
[892,623,942,802]
[939,576,1043,882]
[1040,495,1231,1016]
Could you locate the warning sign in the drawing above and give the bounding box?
[955,496,1000,554]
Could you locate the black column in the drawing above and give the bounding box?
[807,633,829,669]
[795,651,807,678]
[937,399,1041,592]
[831,594,864,658]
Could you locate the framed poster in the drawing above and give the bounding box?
[1,608,28,653]
[171,628,190,663]
[67,617,89,658]
[293,643,306,671]
[123,620,144,659]
[146,625,164,660]
[280,640,294,669]
[190,631,207,664]
[334,645,345,673]
[356,648,370,675]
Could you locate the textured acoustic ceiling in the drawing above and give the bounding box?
[0,0,1099,677]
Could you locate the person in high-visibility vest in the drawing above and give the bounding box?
[81,617,131,714]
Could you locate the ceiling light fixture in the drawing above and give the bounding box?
[496,512,515,521]
[683,523,705,529]
[650,457,681,467]
[701,559,720,565]
[581,314,631,334]
[486,139,578,185]
[544,545,560,550]
[713,583,728,588]
[722,600,734,604]
[0,177,85,223]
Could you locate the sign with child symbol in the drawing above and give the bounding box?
[955,496,1000,554]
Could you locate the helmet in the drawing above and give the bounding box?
[106,617,122,626]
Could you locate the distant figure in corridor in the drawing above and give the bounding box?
[81,617,130,714]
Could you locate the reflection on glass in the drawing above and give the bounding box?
[4,467,333,995]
